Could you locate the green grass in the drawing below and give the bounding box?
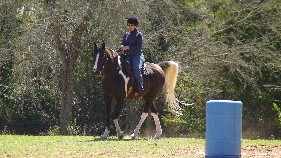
[0,135,204,158]
[0,135,280,158]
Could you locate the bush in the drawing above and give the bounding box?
[2,88,59,135]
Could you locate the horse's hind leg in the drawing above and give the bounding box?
[150,105,162,139]
[144,88,163,139]
[113,97,125,139]
[131,112,148,139]
[131,100,150,139]
[101,95,112,138]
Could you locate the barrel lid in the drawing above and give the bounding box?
[207,100,242,104]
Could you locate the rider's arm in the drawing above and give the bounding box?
[128,32,143,52]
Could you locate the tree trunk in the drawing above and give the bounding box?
[51,1,95,135]
[59,65,75,135]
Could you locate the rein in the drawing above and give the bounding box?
[99,54,109,76]
[99,49,118,76]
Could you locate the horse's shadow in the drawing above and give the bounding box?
[84,136,141,142]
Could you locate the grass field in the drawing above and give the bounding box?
[0,135,280,158]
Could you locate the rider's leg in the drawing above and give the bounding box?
[131,54,144,94]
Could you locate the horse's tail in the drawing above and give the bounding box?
[158,61,179,106]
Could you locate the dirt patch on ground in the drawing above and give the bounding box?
[92,145,281,158]
[159,145,281,158]
[242,145,281,158]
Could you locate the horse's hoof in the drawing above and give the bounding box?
[100,128,110,138]
[100,133,109,139]
[154,135,161,139]
[154,132,162,139]
[131,133,138,140]
[117,131,124,139]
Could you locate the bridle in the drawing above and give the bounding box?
[95,50,111,76]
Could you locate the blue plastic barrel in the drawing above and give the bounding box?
[205,100,243,158]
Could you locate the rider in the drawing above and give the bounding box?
[120,17,145,96]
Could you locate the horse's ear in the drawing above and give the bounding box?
[102,41,105,50]
[94,42,97,51]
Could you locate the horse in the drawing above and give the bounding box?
[92,42,178,139]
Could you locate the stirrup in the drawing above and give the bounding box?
[134,92,140,97]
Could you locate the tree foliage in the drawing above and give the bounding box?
[0,0,280,138]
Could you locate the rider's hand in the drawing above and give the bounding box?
[120,46,129,51]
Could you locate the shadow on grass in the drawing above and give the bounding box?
[83,136,140,142]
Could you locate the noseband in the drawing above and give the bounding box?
[97,52,110,76]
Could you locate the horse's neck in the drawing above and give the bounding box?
[103,55,119,78]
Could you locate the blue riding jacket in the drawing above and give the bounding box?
[121,29,144,93]
[121,29,143,55]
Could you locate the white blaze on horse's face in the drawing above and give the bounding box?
[93,53,100,72]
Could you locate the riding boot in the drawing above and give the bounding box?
[134,83,143,97]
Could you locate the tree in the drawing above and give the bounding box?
[48,1,96,135]
[1,0,280,138]
[48,0,147,134]
[0,2,21,132]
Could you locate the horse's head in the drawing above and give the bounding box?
[92,42,107,77]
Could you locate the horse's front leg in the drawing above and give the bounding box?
[100,95,112,138]
[113,97,125,139]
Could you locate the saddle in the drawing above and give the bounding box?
[119,53,142,98]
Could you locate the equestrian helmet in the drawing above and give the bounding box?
[127,17,139,26]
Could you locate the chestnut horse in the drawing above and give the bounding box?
[92,42,178,139]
